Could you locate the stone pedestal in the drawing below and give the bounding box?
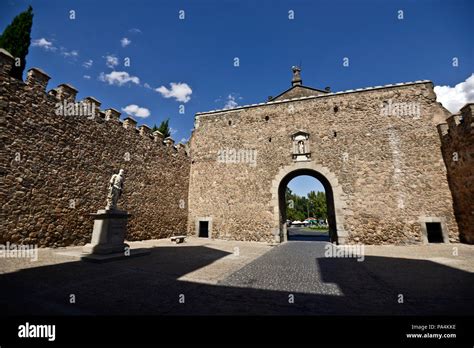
[82,209,131,255]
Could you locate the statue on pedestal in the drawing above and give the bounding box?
[83,168,133,257]
[106,169,124,210]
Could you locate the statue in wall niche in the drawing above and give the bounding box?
[291,131,311,161]
[298,140,305,154]
[106,169,124,210]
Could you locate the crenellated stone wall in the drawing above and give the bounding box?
[0,49,190,247]
[437,104,474,244]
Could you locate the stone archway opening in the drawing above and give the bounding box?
[278,169,337,243]
[284,175,331,241]
[270,162,347,244]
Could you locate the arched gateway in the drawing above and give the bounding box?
[270,162,348,244]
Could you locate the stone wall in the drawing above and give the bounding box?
[0,49,190,247]
[437,104,474,244]
[189,80,459,244]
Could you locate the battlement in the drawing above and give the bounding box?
[437,102,474,244]
[0,48,190,248]
[437,103,473,139]
[0,48,187,152]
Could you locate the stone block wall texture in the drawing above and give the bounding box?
[437,104,474,244]
[189,81,460,244]
[0,51,190,247]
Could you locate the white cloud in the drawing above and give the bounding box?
[170,127,178,135]
[121,37,131,47]
[121,104,150,118]
[82,59,93,68]
[60,47,79,58]
[32,39,81,62]
[434,74,474,113]
[99,71,140,86]
[223,94,238,109]
[144,83,152,89]
[32,38,56,51]
[83,75,91,79]
[105,55,119,68]
[32,39,80,61]
[129,28,142,34]
[155,82,192,103]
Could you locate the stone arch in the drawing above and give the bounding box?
[270,162,348,244]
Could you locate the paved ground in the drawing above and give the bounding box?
[1,237,473,315]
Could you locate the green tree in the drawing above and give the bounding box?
[285,187,298,221]
[158,119,170,138]
[285,187,293,203]
[308,190,327,220]
[152,124,158,132]
[286,188,309,221]
[0,6,34,80]
[285,189,327,222]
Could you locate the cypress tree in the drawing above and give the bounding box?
[0,6,34,80]
[158,119,171,138]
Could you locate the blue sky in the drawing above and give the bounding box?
[1,0,473,195]
[288,176,325,196]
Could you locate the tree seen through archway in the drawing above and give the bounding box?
[286,175,329,241]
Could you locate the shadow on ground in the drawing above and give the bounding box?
[287,227,329,241]
[288,234,330,241]
[1,243,473,315]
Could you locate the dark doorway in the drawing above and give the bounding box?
[426,222,444,243]
[198,221,209,238]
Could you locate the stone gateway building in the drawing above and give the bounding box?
[188,67,466,245]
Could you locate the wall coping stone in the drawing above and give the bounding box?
[196,80,432,116]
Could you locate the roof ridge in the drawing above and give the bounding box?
[196,80,432,116]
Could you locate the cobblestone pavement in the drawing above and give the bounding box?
[1,238,473,315]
